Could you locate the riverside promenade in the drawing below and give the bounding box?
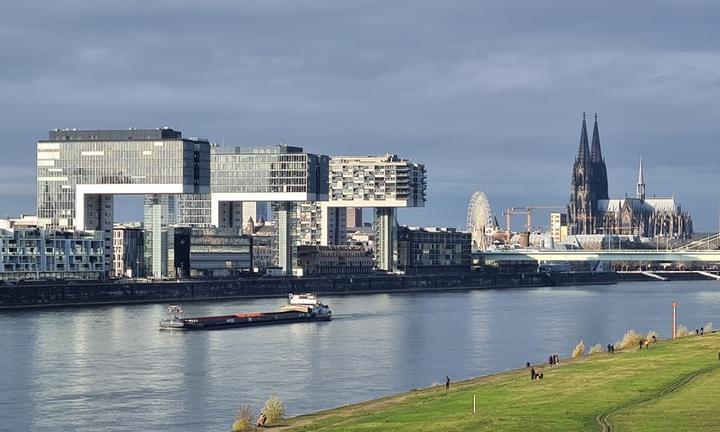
[0,271,614,309]
[280,333,720,432]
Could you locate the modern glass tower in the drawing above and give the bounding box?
[176,145,329,273]
[37,128,210,270]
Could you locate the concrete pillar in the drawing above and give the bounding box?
[374,207,397,271]
[274,202,293,275]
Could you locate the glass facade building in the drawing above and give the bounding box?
[36,128,210,276]
[37,128,210,230]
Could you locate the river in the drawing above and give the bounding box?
[1,281,718,431]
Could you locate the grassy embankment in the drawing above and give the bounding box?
[281,333,720,432]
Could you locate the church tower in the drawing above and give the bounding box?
[568,113,593,234]
[590,114,609,201]
[637,158,646,200]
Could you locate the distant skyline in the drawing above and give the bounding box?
[2,1,720,230]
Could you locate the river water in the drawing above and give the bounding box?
[1,281,718,431]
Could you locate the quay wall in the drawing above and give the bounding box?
[0,271,616,310]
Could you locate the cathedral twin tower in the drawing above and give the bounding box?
[567,113,692,239]
[568,113,608,235]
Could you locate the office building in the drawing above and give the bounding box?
[177,145,329,274]
[295,245,373,275]
[189,228,252,278]
[36,128,210,272]
[112,224,144,277]
[396,226,471,274]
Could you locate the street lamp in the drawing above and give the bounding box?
[672,302,678,339]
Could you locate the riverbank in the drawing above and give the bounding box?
[0,271,615,309]
[281,333,720,432]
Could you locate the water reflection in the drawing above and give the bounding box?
[0,281,719,431]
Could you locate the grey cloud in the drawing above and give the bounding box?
[1,0,720,229]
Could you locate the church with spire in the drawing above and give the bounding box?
[568,114,692,239]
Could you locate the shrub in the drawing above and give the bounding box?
[588,344,603,355]
[704,322,713,333]
[572,340,585,358]
[675,325,690,337]
[615,330,642,350]
[262,397,285,424]
[232,405,255,432]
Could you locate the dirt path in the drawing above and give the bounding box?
[594,364,718,432]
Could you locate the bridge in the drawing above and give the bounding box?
[478,250,720,263]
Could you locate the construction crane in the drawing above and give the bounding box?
[503,206,566,232]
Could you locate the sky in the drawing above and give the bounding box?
[1,0,720,231]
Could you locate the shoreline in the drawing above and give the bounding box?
[278,333,720,431]
[0,271,616,310]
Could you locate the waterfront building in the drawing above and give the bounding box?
[295,245,373,275]
[112,224,144,277]
[143,194,177,278]
[0,227,105,280]
[397,226,471,274]
[245,221,275,273]
[550,212,568,246]
[36,128,211,272]
[328,154,426,271]
[568,115,692,239]
[176,145,329,274]
[188,228,252,278]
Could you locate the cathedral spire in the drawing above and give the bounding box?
[577,112,590,164]
[590,113,602,162]
[637,157,646,200]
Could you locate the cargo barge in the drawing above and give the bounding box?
[159,293,332,330]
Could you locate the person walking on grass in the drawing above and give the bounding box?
[445,376,450,391]
[639,338,644,350]
[530,367,536,380]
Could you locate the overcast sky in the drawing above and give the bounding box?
[1,1,719,230]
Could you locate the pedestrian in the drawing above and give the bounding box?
[696,328,699,335]
[445,376,450,391]
[256,412,267,427]
[531,367,536,380]
[538,372,543,380]
[639,338,644,350]
[652,335,657,344]
[526,361,531,368]
[611,345,615,354]
[549,355,554,366]
[701,327,705,335]
[554,354,560,365]
[607,344,611,353]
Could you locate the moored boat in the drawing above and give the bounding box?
[159,293,332,330]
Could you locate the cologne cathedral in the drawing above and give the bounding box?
[567,114,692,239]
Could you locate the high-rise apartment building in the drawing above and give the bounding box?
[328,154,426,271]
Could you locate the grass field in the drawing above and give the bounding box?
[279,333,720,432]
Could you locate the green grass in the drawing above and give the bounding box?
[282,333,720,431]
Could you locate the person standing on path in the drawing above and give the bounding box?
[445,376,450,391]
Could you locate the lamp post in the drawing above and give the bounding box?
[672,302,678,339]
